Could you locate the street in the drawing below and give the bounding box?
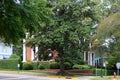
[0,72,96,80]
[0,73,74,80]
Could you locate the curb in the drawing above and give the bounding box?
[47,76,78,80]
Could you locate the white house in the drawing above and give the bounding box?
[0,42,13,59]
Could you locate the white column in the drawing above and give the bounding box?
[87,52,90,65]
[22,39,26,62]
[31,48,34,61]
[90,53,93,65]
[35,46,38,53]
[35,46,38,61]
[84,51,86,61]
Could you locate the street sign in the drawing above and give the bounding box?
[116,62,120,69]
[94,57,100,61]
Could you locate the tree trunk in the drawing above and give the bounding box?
[58,48,65,75]
[59,58,65,75]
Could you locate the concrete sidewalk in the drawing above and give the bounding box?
[77,76,96,80]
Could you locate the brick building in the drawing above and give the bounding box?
[22,39,58,62]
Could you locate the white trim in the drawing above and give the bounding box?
[84,51,86,61]
[31,48,34,61]
[22,39,26,62]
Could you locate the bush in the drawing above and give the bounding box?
[38,64,45,69]
[0,59,19,70]
[64,62,71,70]
[50,62,60,69]
[40,62,51,69]
[72,64,81,69]
[32,62,39,70]
[107,57,117,70]
[9,54,20,59]
[93,69,117,76]
[9,54,22,69]
[72,64,91,69]
[23,62,33,70]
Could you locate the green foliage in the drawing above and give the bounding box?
[38,64,45,69]
[61,51,85,66]
[0,0,52,44]
[50,62,60,69]
[23,62,33,70]
[0,59,19,70]
[107,56,117,69]
[95,10,120,67]
[93,69,116,76]
[27,0,98,74]
[38,62,51,69]
[31,62,39,70]
[72,64,92,70]
[64,62,71,70]
[13,43,23,58]
[9,54,20,59]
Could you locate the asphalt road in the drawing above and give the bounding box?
[0,72,96,80]
[0,73,73,80]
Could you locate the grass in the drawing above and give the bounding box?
[91,76,120,80]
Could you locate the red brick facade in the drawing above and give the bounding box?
[26,47,32,61]
[25,46,58,62]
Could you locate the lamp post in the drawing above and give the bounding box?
[99,44,103,78]
[89,32,94,65]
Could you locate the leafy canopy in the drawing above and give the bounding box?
[0,0,51,44]
[27,0,97,73]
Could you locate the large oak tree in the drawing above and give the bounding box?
[27,0,98,75]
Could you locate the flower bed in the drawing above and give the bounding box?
[31,69,93,74]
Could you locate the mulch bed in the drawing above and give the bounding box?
[31,69,93,74]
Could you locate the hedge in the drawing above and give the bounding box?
[50,62,60,69]
[72,64,91,69]
[39,62,51,69]
[38,63,45,69]
[32,61,51,70]
[93,69,117,76]
[32,62,39,70]
[0,59,19,70]
[23,62,33,70]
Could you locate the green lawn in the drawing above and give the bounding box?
[91,76,120,80]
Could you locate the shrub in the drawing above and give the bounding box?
[0,59,19,70]
[9,54,22,69]
[82,65,91,69]
[50,62,60,69]
[72,64,91,69]
[32,62,39,70]
[9,54,20,59]
[38,64,45,69]
[93,69,118,76]
[64,62,71,70]
[23,62,33,70]
[40,62,51,69]
[72,64,81,69]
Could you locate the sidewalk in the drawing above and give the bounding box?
[77,76,96,80]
